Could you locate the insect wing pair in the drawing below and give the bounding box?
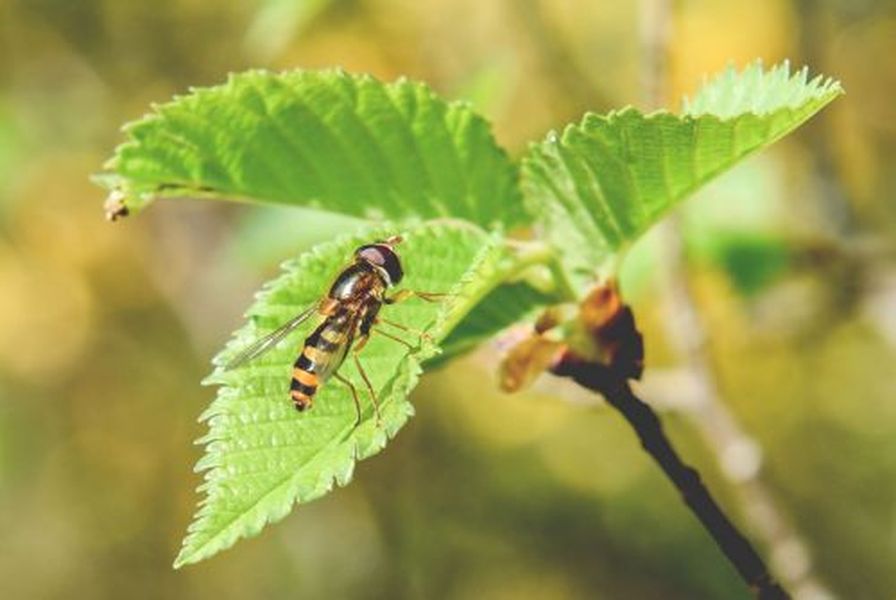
[224,304,319,371]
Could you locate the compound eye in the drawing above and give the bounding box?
[384,256,403,285]
[356,243,403,285]
[356,245,386,266]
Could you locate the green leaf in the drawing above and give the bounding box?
[97,69,523,228]
[521,61,843,291]
[175,220,508,568]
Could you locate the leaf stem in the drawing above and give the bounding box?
[503,239,579,302]
[545,254,580,302]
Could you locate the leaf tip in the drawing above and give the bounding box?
[172,548,195,570]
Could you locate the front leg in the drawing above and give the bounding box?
[378,289,449,346]
[384,289,452,304]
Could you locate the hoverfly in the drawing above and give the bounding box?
[225,236,444,424]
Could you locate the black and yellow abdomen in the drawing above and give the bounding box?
[289,364,318,410]
[289,310,354,411]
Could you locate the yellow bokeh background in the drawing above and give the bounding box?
[1,1,894,598]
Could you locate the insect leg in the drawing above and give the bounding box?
[371,327,415,349]
[360,303,428,346]
[351,347,381,425]
[333,372,362,426]
[377,317,433,344]
[384,290,453,305]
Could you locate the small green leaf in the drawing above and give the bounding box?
[97,69,523,228]
[175,220,507,568]
[522,61,843,291]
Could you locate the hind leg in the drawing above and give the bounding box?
[350,338,382,426]
[332,372,362,426]
[376,317,433,344]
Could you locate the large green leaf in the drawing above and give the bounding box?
[522,62,843,291]
[175,220,507,568]
[97,69,523,228]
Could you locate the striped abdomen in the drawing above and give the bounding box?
[290,311,354,410]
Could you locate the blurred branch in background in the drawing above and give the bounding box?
[793,0,896,357]
[640,0,834,598]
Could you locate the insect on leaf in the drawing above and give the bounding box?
[522,61,843,291]
[96,69,523,229]
[175,220,507,568]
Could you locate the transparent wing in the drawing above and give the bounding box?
[224,304,319,370]
[314,317,360,383]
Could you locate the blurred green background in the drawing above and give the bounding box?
[1,1,895,598]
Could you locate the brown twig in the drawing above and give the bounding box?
[526,282,790,599]
[637,0,827,595]
[551,356,789,599]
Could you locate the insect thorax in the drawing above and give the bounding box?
[328,262,385,302]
